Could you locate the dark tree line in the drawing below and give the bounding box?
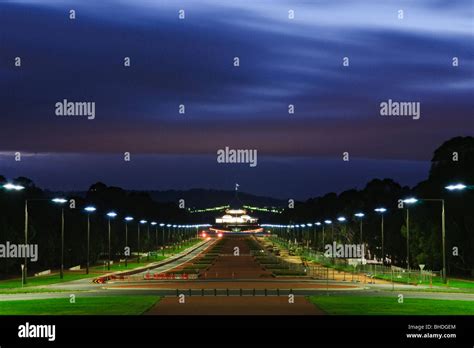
[0,180,191,278]
[279,136,474,276]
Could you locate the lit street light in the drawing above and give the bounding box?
[374,208,387,264]
[138,220,147,263]
[124,216,133,267]
[402,197,418,270]
[84,206,96,274]
[151,222,157,258]
[354,213,365,257]
[3,183,26,282]
[445,183,467,191]
[323,220,332,248]
[52,198,68,279]
[443,182,469,283]
[336,216,346,242]
[159,223,165,255]
[106,212,117,271]
[3,183,25,191]
[314,222,321,250]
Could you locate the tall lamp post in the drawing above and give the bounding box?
[402,198,418,270]
[337,216,346,242]
[151,222,157,254]
[84,206,97,274]
[354,213,365,259]
[52,198,68,279]
[2,183,26,282]
[166,224,172,245]
[354,213,364,244]
[444,183,468,284]
[160,223,165,255]
[314,222,321,250]
[106,212,117,271]
[403,196,450,282]
[305,223,312,249]
[138,220,147,263]
[374,208,387,264]
[124,216,134,267]
[323,220,332,250]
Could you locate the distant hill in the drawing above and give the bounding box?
[51,188,286,209]
[147,189,286,209]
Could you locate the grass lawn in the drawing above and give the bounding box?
[0,273,97,289]
[0,288,82,295]
[91,257,166,272]
[374,273,474,291]
[0,296,160,315]
[163,238,201,256]
[308,295,474,315]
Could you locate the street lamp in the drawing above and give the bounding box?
[336,216,346,242]
[442,182,468,283]
[124,216,133,267]
[374,208,387,264]
[323,220,332,250]
[166,224,172,245]
[84,206,96,274]
[3,183,25,191]
[354,212,364,248]
[402,198,418,270]
[151,222,157,255]
[138,220,147,263]
[52,198,67,279]
[314,222,321,250]
[445,183,467,191]
[106,212,117,271]
[3,183,26,282]
[159,223,165,253]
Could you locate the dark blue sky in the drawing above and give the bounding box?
[0,0,472,199]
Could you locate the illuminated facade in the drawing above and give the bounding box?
[213,208,262,233]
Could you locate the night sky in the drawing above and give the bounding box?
[0,0,472,199]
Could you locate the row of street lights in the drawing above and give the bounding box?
[2,182,209,281]
[77,206,208,274]
[263,183,469,284]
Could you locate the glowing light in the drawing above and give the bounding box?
[3,183,25,191]
[445,183,467,191]
[403,198,418,204]
[52,198,67,204]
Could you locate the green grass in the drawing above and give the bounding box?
[0,273,97,289]
[0,296,160,315]
[0,288,84,295]
[374,273,474,291]
[163,239,201,256]
[91,257,166,272]
[308,295,474,315]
